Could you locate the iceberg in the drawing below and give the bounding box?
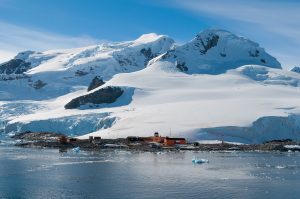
[72,147,81,153]
[192,158,209,164]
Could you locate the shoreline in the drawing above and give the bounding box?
[8,132,300,153]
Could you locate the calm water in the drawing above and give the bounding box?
[0,144,299,199]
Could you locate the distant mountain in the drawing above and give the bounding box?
[1,29,300,143]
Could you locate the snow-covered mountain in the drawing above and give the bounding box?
[153,29,281,74]
[0,33,174,100]
[1,29,300,143]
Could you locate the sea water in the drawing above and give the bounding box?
[0,145,299,199]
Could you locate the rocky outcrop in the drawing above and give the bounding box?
[176,62,188,72]
[0,59,31,75]
[140,48,157,65]
[195,33,219,55]
[87,76,105,91]
[75,70,88,76]
[32,80,47,89]
[65,86,123,109]
[140,48,153,59]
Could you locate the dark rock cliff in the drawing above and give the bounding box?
[65,86,123,109]
[87,76,105,91]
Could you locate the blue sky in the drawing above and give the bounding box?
[0,0,299,68]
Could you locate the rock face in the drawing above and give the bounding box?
[87,76,105,91]
[65,86,123,109]
[194,33,219,55]
[0,59,31,75]
[140,48,157,66]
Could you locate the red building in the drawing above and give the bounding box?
[143,132,187,146]
[164,137,187,146]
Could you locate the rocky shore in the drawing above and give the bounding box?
[10,131,300,152]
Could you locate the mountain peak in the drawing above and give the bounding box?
[195,28,232,37]
[193,28,258,48]
[133,33,173,45]
[14,50,36,61]
[152,28,281,74]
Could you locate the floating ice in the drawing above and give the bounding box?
[72,147,81,153]
[284,145,300,149]
[192,158,209,164]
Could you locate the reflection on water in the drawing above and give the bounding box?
[0,146,299,199]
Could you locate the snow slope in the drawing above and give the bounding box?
[0,33,174,100]
[1,29,300,143]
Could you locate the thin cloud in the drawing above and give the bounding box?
[0,50,15,63]
[0,21,102,62]
[173,0,300,41]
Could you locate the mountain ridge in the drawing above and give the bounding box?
[152,29,281,74]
